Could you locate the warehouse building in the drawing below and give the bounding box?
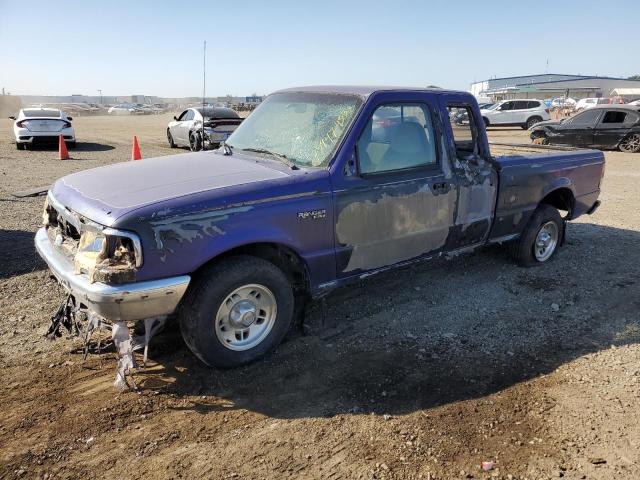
[471,74,640,101]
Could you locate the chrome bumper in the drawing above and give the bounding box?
[35,228,190,321]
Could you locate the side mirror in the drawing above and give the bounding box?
[67,116,73,121]
[173,116,178,121]
[8,116,16,120]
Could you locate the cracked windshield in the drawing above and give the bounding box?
[226,92,362,167]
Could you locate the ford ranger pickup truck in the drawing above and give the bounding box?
[35,86,604,369]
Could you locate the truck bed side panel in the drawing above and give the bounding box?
[489,149,604,241]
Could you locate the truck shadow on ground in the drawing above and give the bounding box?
[138,222,640,418]
[116,222,640,418]
[0,229,46,279]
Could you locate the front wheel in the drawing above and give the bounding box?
[619,133,640,153]
[167,129,177,148]
[179,255,295,368]
[512,205,564,267]
[16,142,25,150]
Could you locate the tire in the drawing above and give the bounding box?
[525,116,543,129]
[16,142,25,150]
[189,132,202,152]
[511,204,564,267]
[178,255,295,368]
[618,133,640,153]
[167,129,177,148]
[68,141,77,149]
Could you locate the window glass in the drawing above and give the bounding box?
[527,101,540,108]
[513,101,529,110]
[23,109,60,118]
[177,110,189,121]
[447,105,478,160]
[357,103,437,174]
[601,111,627,124]
[227,92,362,167]
[499,102,513,111]
[569,109,601,126]
[624,112,639,125]
[184,110,195,121]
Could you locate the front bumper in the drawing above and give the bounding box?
[35,228,190,321]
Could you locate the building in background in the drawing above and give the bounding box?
[471,74,640,101]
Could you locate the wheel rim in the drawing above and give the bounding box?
[527,118,539,128]
[190,134,200,151]
[620,134,640,152]
[214,284,277,351]
[534,221,559,262]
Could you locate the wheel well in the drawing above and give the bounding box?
[541,188,574,218]
[482,116,490,125]
[197,243,310,297]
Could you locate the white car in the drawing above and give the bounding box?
[629,99,640,106]
[10,108,75,150]
[480,99,551,129]
[107,103,146,115]
[167,107,243,151]
[574,98,600,111]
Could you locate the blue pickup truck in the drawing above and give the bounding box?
[36,86,604,369]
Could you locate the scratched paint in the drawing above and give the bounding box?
[336,186,455,272]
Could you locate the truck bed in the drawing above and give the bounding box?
[488,143,605,242]
[490,142,580,158]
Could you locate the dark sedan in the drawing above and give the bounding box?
[529,105,640,153]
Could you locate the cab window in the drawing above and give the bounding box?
[357,103,437,174]
[447,105,479,161]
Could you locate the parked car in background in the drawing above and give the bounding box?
[480,99,550,129]
[629,99,640,106]
[551,97,577,109]
[10,108,75,150]
[108,103,140,115]
[167,107,243,151]
[575,98,600,111]
[530,105,640,152]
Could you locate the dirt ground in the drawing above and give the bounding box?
[0,113,638,480]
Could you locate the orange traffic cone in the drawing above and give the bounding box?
[131,135,142,160]
[58,135,69,160]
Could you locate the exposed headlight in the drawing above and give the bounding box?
[74,228,142,284]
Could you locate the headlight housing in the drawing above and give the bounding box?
[43,193,142,284]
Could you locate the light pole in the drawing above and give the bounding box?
[97,89,103,105]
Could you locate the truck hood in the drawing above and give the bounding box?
[51,151,289,226]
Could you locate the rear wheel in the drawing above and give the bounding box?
[167,129,176,148]
[68,141,77,149]
[189,132,202,152]
[525,116,543,129]
[179,255,295,368]
[619,133,640,153]
[512,204,563,267]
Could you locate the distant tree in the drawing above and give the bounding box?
[627,75,640,80]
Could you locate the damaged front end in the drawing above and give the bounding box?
[42,194,141,284]
[36,192,191,390]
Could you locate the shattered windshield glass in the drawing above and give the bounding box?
[226,92,362,168]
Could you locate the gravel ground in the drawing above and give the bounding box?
[0,115,638,480]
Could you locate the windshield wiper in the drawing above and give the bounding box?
[241,148,299,170]
[222,142,233,156]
